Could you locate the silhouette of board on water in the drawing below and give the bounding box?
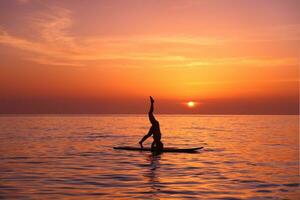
[113,146,203,153]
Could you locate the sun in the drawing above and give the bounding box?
[187,101,195,108]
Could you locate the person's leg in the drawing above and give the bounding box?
[148,96,157,125]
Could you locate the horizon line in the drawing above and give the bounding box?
[0,113,298,116]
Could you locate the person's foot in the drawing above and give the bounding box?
[139,141,143,148]
[150,96,154,103]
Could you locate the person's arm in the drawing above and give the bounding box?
[139,128,153,148]
[148,96,157,124]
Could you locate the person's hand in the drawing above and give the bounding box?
[150,96,154,103]
[139,141,143,148]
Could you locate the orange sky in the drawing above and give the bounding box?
[0,0,299,114]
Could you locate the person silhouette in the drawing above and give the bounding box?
[139,96,164,152]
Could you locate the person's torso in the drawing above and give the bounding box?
[152,122,161,140]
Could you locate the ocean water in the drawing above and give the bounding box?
[0,115,298,200]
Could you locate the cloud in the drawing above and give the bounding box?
[17,0,31,4]
[176,57,299,68]
[0,8,227,67]
[0,29,42,52]
[0,6,299,68]
[185,78,299,86]
[0,7,83,66]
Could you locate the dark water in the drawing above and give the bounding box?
[0,115,299,199]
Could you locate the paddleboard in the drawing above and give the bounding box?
[113,146,203,153]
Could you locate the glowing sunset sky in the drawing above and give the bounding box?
[0,0,299,114]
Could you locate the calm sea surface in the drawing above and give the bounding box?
[0,115,299,200]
